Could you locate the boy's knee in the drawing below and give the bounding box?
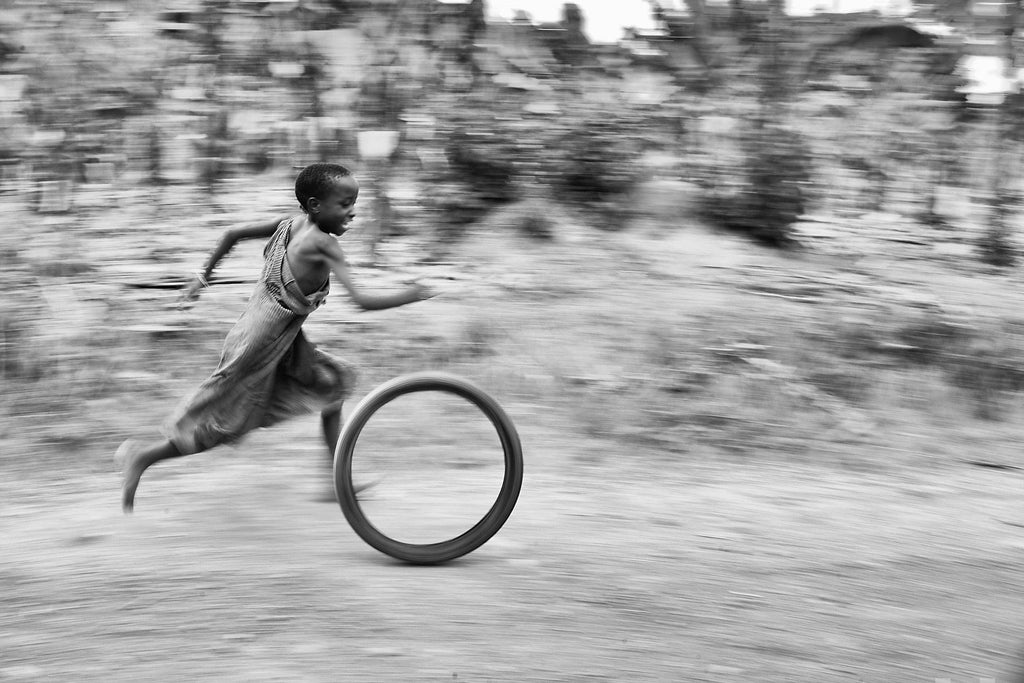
[321,404,343,419]
[312,358,356,404]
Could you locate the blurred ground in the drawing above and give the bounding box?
[2,175,1023,682]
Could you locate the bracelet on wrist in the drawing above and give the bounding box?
[195,271,210,288]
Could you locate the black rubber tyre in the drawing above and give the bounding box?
[334,372,523,564]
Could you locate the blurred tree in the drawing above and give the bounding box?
[979,90,1023,265]
[969,0,1023,264]
[0,33,22,68]
[465,0,486,66]
[697,0,811,246]
[729,0,754,39]
[648,0,711,73]
[18,7,164,194]
[542,3,591,68]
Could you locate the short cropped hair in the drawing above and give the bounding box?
[295,163,353,212]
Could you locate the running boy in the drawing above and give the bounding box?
[118,162,431,512]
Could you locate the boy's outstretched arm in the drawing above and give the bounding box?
[317,236,432,311]
[181,215,289,302]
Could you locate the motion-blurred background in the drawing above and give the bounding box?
[2,2,1024,680]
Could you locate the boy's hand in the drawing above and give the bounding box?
[409,281,436,301]
[179,274,207,304]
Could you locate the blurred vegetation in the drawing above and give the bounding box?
[2,0,1020,248]
[697,120,812,246]
[2,0,1024,471]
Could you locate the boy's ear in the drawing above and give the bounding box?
[307,197,321,213]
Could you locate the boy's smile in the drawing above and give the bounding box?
[313,176,359,235]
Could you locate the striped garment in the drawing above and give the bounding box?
[164,218,356,455]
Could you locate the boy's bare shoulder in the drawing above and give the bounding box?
[291,222,344,259]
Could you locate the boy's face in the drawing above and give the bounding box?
[311,175,359,235]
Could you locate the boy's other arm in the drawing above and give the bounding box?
[315,237,431,311]
[199,216,289,280]
[181,215,288,302]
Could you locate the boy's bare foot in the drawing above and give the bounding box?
[116,440,143,514]
[315,487,338,504]
[316,477,381,503]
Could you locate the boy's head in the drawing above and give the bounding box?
[295,163,354,214]
[295,162,359,235]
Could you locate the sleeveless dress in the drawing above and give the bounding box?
[164,218,356,455]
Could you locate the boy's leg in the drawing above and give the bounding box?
[317,406,343,503]
[321,405,342,463]
[321,406,379,501]
[118,439,183,513]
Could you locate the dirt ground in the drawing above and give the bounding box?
[2,183,1024,682]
